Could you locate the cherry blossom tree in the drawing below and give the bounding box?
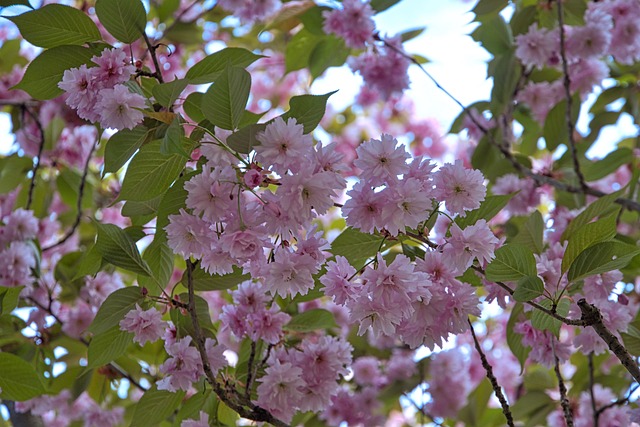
[1,0,640,426]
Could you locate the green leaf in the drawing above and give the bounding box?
[531,298,570,337]
[399,27,426,42]
[6,4,100,48]
[0,353,45,401]
[582,148,633,182]
[513,275,544,302]
[171,293,214,336]
[218,401,239,427]
[568,241,640,282]
[285,28,319,73]
[511,391,554,420]
[512,210,544,254]
[507,303,530,371]
[284,309,337,332]
[330,227,384,267]
[87,326,133,369]
[95,0,147,43]
[470,13,512,55]
[226,123,266,154]
[280,91,337,134]
[57,167,94,211]
[121,196,162,217]
[12,45,97,100]
[138,238,174,292]
[89,286,145,335]
[104,126,151,175]
[161,118,188,157]
[370,0,401,12]
[473,0,509,16]
[562,210,618,273]
[119,140,188,202]
[0,39,28,74]
[0,155,32,194]
[455,193,515,228]
[186,265,249,291]
[153,78,188,108]
[0,286,24,315]
[485,244,537,282]
[182,92,205,123]
[543,95,580,151]
[489,53,521,115]
[131,386,186,427]
[308,36,349,79]
[561,189,624,241]
[186,48,264,85]
[201,66,251,130]
[95,222,152,276]
[0,0,32,7]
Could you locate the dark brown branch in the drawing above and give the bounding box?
[43,141,97,251]
[142,31,164,84]
[578,299,640,383]
[595,383,639,418]
[468,318,515,427]
[184,260,290,427]
[553,343,574,427]
[556,0,587,190]
[24,106,45,211]
[588,353,598,427]
[245,340,257,400]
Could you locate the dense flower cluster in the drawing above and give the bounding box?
[58,48,144,130]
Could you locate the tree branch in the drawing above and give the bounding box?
[142,31,164,83]
[468,318,515,427]
[556,0,587,190]
[553,342,574,427]
[588,353,599,427]
[578,299,640,383]
[43,141,97,252]
[184,260,290,427]
[24,106,45,211]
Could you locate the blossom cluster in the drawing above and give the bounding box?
[58,48,145,130]
[515,0,640,122]
[0,208,38,288]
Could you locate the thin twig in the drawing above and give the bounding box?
[596,383,640,418]
[556,0,587,191]
[553,342,574,427]
[468,318,515,427]
[24,106,45,211]
[142,31,164,83]
[245,340,257,400]
[588,353,598,427]
[43,141,97,251]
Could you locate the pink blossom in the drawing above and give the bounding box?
[352,356,382,386]
[263,249,316,297]
[217,0,281,24]
[0,241,36,287]
[349,36,411,99]
[2,208,38,243]
[354,134,410,186]
[158,336,203,392]
[342,181,388,233]
[255,117,314,174]
[256,359,305,422]
[60,301,94,339]
[54,125,97,169]
[515,23,557,69]
[427,348,472,418]
[517,80,564,123]
[322,0,375,49]
[91,47,135,87]
[433,160,486,216]
[442,220,498,273]
[96,84,146,130]
[165,209,214,259]
[184,166,236,222]
[82,271,123,308]
[492,173,541,215]
[205,338,228,373]
[319,255,359,305]
[568,58,609,97]
[220,227,269,263]
[119,304,167,346]
[58,64,101,122]
[277,170,339,223]
[243,168,263,188]
[381,178,433,235]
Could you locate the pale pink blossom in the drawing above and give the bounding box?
[165,209,214,259]
[256,359,305,422]
[442,220,498,274]
[354,134,410,186]
[432,160,486,216]
[255,117,314,174]
[322,0,375,49]
[96,84,146,130]
[181,411,209,427]
[2,208,38,243]
[158,336,203,392]
[91,47,135,87]
[515,23,557,69]
[119,304,167,346]
[217,0,281,24]
[342,181,388,233]
[319,255,359,305]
